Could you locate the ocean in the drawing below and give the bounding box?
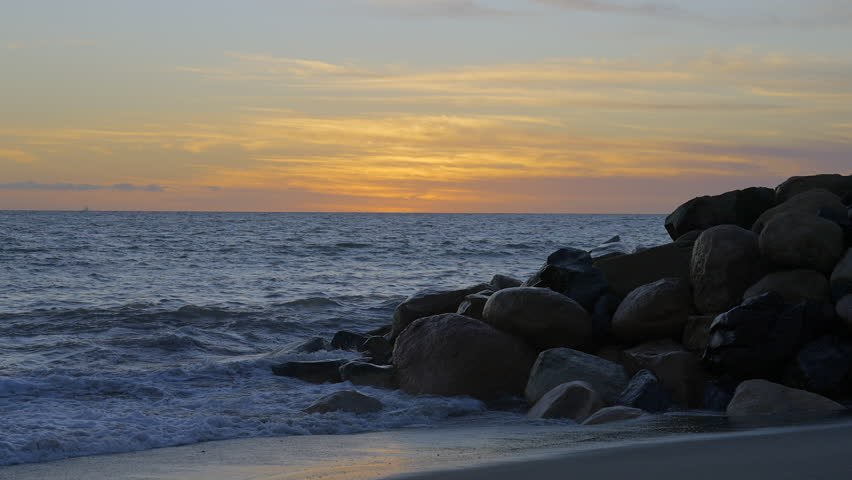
[0,211,669,465]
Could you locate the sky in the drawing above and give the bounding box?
[1,0,851,213]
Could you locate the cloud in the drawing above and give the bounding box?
[0,149,38,163]
[535,0,690,18]
[0,182,166,192]
[366,0,511,17]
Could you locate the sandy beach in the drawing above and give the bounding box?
[2,417,851,480]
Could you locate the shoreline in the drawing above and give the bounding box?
[2,416,851,480]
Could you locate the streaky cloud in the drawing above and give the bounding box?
[534,0,690,18]
[0,182,166,192]
[367,0,512,17]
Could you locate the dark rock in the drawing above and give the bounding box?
[744,270,831,303]
[665,187,775,241]
[726,379,845,417]
[759,212,844,274]
[527,381,605,421]
[583,406,644,425]
[303,390,383,414]
[621,340,706,408]
[611,278,693,345]
[775,174,852,204]
[275,337,330,355]
[752,189,846,233]
[702,378,737,411]
[271,359,348,384]
[361,336,393,364]
[597,233,697,297]
[366,324,392,337]
[702,292,835,380]
[617,369,672,413]
[525,347,629,404]
[392,314,536,400]
[590,241,633,262]
[682,315,715,352]
[594,345,622,364]
[490,274,523,290]
[523,248,609,311]
[831,249,852,301]
[784,336,852,395]
[690,225,764,315]
[456,294,489,320]
[603,235,622,244]
[590,293,621,341]
[340,361,397,389]
[482,287,593,351]
[838,295,852,330]
[331,331,368,352]
[391,284,492,340]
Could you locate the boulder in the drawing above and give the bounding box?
[690,225,764,315]
[482,287,593,350]
[838,295,852,329]
[331,331,368,351]
[775,174,852,204]
[525,347,629,405]
[702,378,737,411]
[303,390,383,414]
[621,340,706,408]
[271,359,348,384]
[361,335,393,365]
[726,379,846,417]
[273,337,330,355]
[611,278,693,345]
[340,361,397,389]
[456,294,489,320]
[784,336,852,395]
[703,293,835,380]
[744,270,831,303]
[390,283,492,340]
[603,235,621,244]
[590,241,633,261]
[752,189,846,233]
[617,369,672,413]
[597,232,698,297]
[393,314,536,400]
[582,406,645,425]
[527,381,605,422]
[523,248,609,311]
[491,274,523,290]
[590,293,622,341]
[594,345,622,364]
[831,249,852,301]
[682,315,715,352]
[759,212,844,274]
[665,187,776,241]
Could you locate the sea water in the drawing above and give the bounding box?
[0,211,668,465]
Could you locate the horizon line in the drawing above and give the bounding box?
[0,208,668,215]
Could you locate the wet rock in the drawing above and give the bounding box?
[759,212,844,274]
[703,293,835,380]
[365,324,392,337]
[482,287,593,351]
[590,293,622,341]
[525,347,629,405]
[831,249,852,301]
[702,378,737,411]
[331,331,369,352]
[340,361,397,389]
[603,235,621,244]
[390,283,492,340]
[456,294,489,320]
[838,295,852,329]
[664,187,775,241]
[597,232,697,297]
[622,340,706,408]
[393,314,536,400]
[784,337,852,395]
[682,315,715,352]
[611,278,693,345]
[744,270,831,303]
[523,248,609,311]
[275,337,330,355]
[590,241,633,262]
[726,379,846,417]
[582,406,645,425]
[271,359,348,384]
[617,369,672,413]
[361,336,393,365]
[303,390,383,414]
[491,274,523,290]
[690,225,764,315]
[594,345,622,364]
[527,381,605,422]
[752,189,846,234]
[775,174,852,204]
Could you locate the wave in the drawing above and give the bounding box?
[278,297,343,309]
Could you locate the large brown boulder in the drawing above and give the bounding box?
[390,284,491,340]
[597,232,698,297]
[527,381,605,421]
[665,187,775,241]
[744,270,831,303]
[482,287,593,350]
[690,225,764,315]
[775,174,852,204]
[392,314,536,400]
[525,347,629,404]
[752,189,846,233]
[611,278,693,345]
[726,379,846,417]
[831,248,852,301]
[759,212,844,274]
[622,340,707,408]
